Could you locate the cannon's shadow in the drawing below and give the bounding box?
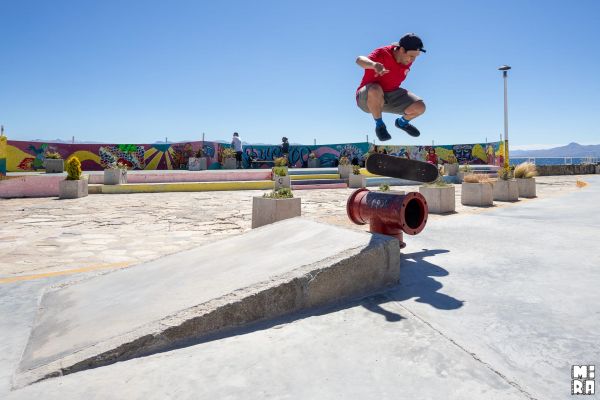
[361,248,464,321]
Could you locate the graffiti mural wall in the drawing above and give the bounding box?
[5,140,225,172]
[0,135,7,176]
[369,141,504,166]
[4,139,504,172]
[242,142,370,168]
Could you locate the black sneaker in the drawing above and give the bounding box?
[375,124,392,141]
[395,118,421,137]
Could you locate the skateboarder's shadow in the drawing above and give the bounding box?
[362,249,464,321]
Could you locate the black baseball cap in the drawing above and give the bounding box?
[396,33,426,53]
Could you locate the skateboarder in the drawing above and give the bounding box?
[356,33,426,141]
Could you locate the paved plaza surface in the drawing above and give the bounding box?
[1,175,599,399]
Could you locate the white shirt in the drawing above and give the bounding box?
[231,136,242,152]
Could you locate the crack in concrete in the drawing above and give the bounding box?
[395,302,539,400]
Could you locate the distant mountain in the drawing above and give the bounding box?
[511,142,600,157]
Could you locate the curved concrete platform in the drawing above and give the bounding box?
[14,218,400,388]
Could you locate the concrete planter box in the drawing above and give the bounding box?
[461,182,493,207]
[308,158,320,168]
[419,185,455,214]
[222,158,237,169]
[445,164,459,176]
[596,165,600,174]
[59,178,88,199]
[188,157,207,171]
[273,174,291,190]
[103,168,127,185]
[493,179,519,202]
[44,159,64,173]
[517,178,536,198]
[251,196,301,228]
[338,164,352,179]
[349,174,366,188]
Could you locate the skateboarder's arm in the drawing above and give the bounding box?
[356,56,388,76]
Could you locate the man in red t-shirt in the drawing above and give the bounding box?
[356,33,426,141]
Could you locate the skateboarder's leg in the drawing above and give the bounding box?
[403,100,426,121]
[382,89,425,137]
[356,84,391,141]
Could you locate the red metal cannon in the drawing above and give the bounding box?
[346,188,428,248]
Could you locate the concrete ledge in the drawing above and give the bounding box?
[537,164,597,176]
[15,218,400,388]
[87,170,273,184]
[92,180,274,193]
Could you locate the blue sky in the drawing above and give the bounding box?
[1,0,599,149]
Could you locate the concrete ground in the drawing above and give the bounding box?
[1,175,599,399]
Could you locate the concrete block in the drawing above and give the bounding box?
[493,179,519,202]
[188,157,207,171]
[517,178,536,198]
[419,185,455,213]
[223,158,237,169]
[252,196,300,228]
[44,159,64,173]
[273,175,291,190]
[307,158,320,168]
[58,178,88,199]
[461,182,493,206]
[103,169,127,185]
[338,165,352,179]
[349,174,365,188]
[14,218,400,387]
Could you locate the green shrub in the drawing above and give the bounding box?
[263,188,294,199]
[379,183,390,191]
[496,166,513,180]
[272,166,287,177]
[352,165,361,175]
[424,176,450,187]
[66,156,82,180]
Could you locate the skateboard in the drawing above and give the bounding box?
[366,153,439,183]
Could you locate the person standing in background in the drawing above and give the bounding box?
[280,137,290,166]
[232,132,243,169]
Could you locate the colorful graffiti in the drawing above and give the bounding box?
[369,141,504,166]
[4,140,225,172]
[241,142,370,168]
[4,139,504,172]
[0,135,7,177]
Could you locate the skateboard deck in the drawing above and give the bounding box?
[366,153,439,183]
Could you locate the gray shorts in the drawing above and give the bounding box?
[356,84,422,115]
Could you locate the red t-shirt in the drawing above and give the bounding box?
[357,45,412,93]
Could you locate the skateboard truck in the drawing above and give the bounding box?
[346,188,428,248]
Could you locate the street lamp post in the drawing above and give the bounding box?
[498,65,511,170]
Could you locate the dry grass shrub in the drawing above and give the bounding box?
[514,162,538,179]
[463,173,491,184]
